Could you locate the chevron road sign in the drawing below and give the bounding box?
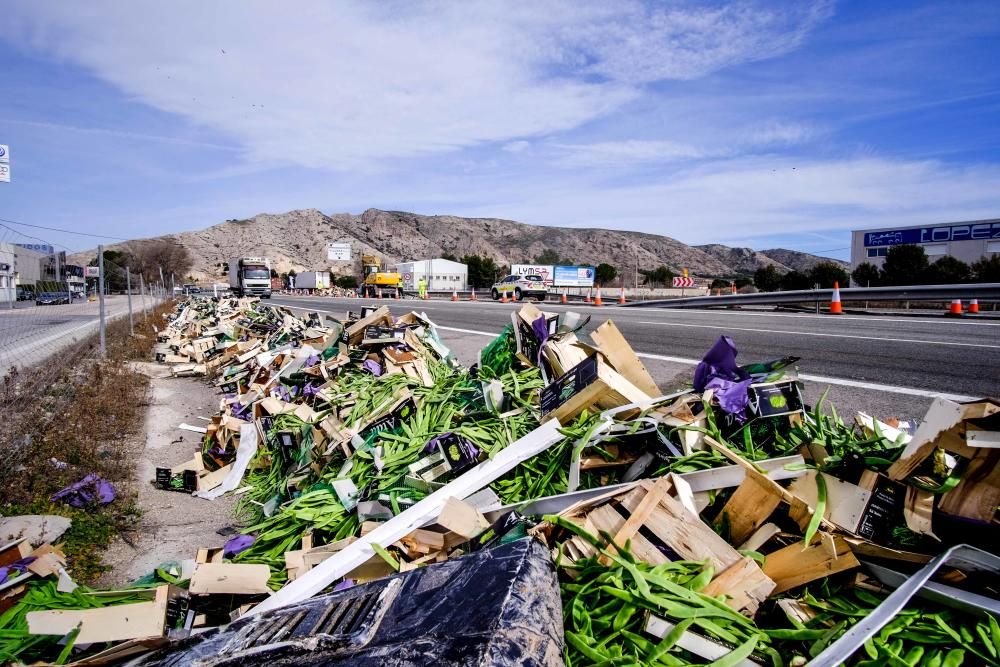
[672,276,694,288]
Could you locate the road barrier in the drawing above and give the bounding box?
[623,282,1000,309]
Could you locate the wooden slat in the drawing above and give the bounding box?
[762,534,859,594]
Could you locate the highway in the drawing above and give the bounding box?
[270,294,1000,424]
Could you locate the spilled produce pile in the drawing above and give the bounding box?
[1,296,997,666]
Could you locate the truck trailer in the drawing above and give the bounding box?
[292,271,331,290]
[228,257,272,298]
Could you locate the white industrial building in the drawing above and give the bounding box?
[851,219,1000,269]
[396,258,468,291]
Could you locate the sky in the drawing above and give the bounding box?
[1,1,999,260]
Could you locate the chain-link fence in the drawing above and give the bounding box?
[0,223,182,517]
[0,227,172,372]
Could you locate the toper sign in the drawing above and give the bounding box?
[327,243,352,261]
[85,266,100,277]
[672,276,694,288]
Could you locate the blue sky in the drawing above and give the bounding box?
[1,1,999,260]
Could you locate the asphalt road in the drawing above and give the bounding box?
[270,294,1000,423]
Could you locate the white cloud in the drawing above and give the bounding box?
[502,141,531,153]
[5,0,830,169]
[552,140,709,167]
[747,121,816,146]
[456,157,1000,242]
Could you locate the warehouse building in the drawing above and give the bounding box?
[396,258,468,291]
[851,218,1000,269]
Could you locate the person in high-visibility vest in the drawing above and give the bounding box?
[417,277,427,299]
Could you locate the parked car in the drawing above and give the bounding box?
[36,291,70,306]
[15,285,35,301]
[182,283,202,295]
[491,274,547,301]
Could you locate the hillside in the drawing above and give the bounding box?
[695,244,847,274]
[70,208,841,282]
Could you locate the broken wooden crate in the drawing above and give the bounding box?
[548,477,776,616]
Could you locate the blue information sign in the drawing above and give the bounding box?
[864,221,1000,247]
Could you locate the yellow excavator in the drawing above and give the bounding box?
[362,254,402,292]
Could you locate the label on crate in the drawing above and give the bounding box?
[155,468,199,493]
[539,355,599,415]
[750,381,804,418]
[362,325,407,344]
[855,475,907,544]
[355,396,417,450]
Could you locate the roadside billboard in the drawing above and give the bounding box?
[511,264,554,285]
[553,265,595,287]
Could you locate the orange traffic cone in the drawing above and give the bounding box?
[618,286,626,305]
[379,288,384,299]
[969,298,979,314]
[585,288,592,304]
[500,291,508,303]
[470,288,477,301]
[948,299,962,316]
[829,281,843,314]
[512,290,519,302]
[594,287,604,306]
[731,283,737,294]
[561,288,568,304]
[451,289,459,302]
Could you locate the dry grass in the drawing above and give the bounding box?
[0,301,177,580]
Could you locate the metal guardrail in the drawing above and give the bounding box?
[623,283,1000,309]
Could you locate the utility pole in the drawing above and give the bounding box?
[98,244,106,357]
[140,274,148,321]
[126,266,134,335]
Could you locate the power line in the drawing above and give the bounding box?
[0,216,128,241]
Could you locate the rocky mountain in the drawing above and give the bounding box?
[71,208,843,282]
[695,244,847,275]
[757,248,847,273]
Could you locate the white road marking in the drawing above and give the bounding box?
[636,321,1000,349]
[272,304,983,401]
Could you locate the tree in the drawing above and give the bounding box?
[926,256,971,284]
[122,239,193,287]
[753,265,782,292]
[337,275,359,288]
[780,270,811,291]
[852,262,881,287]
[87,249,130,292]
[643,266,674,287]
[595,263,617,286]
[460,254,500,288]
[709,278,731,290]
[533,249,561,265]
[808,262,849,288]
[441,252,457,262]
[880,244,928,286]
[972,255,1000,282]
[734,276,754,289]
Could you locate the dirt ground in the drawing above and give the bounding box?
[97,362,239,586]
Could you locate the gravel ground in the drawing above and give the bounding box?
[97,363,238,586]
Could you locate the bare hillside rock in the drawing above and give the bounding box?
[70,208,839,282]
